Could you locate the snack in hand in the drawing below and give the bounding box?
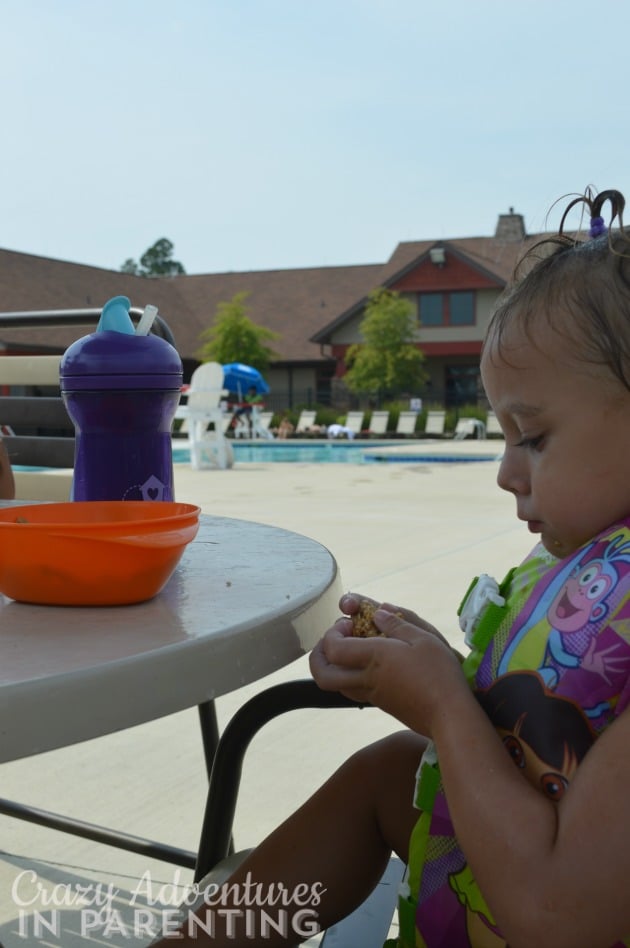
[351,600,384,637]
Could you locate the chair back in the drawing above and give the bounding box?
[368,410,389,435]
[454,417,485,440]
[396,411,418,436]
[454,418,475,440]
[424,410,446,436]
[295,410,316,433]
[189,362,225,405]
[192,361,225,391]
[178,362,226,417]
[344,411,364,435]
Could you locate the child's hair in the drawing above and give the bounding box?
[486,188,630,391]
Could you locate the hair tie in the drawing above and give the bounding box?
[589,215,607,238]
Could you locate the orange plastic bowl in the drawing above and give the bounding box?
[0,501,201,606]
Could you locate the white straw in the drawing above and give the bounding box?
[135,304,159,335]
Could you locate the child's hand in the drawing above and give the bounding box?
[310,596,466,735]
[338,593,465,658]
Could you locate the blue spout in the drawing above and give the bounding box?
[97,296,135,334]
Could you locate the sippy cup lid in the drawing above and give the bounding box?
[60,296,183,391]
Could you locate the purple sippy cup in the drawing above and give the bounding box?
[60,296,183,501]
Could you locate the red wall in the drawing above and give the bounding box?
[391,253,500,292]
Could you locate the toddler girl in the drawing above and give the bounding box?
[156,188,630,947]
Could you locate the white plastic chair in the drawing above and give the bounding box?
[423,410,446,437]
[253,408,275,440]
[344,411,365,437]
[177,362,233,469]
[454,418,486,440]
[367,410,390,436]
[295,410,317,434]
[232,405,275,440]
[395,411,419,437]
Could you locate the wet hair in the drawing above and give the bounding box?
[486,188,630,391]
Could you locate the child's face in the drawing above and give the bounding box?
[481,318,630,557]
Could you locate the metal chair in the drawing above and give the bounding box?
[191,679,403,946]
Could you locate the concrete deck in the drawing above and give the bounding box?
[0,439,532,945]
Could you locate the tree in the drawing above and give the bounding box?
[343,287,428,398]
[196,292,279,372]
[120,238,186,277]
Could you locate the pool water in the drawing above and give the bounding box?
[172,440,499,465]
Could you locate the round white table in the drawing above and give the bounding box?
[0,505,342,763]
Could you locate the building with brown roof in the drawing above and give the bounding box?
[0,209,536,410]
[312,210,541,407]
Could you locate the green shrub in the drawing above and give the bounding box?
[316,407,340,428]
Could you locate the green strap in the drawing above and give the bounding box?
[396,808,432,947]
[461,566,517,684]
[390,565,520,947]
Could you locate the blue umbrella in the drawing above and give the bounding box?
[222,363,270,399]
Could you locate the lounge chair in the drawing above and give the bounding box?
[294,409,317,435]
[453,417,486,440]
[422,410,446,437]
[367,410,390,436]
[485,410,504,438]
[255,409,275,439]
[395,410,419,437]
[344,411,365,437]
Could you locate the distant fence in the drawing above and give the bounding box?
[262,387,487,415]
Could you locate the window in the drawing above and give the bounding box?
[418,291,475,327]
[419,293,443,326]
[449,292,474,325]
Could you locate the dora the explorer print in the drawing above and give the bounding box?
[399,518,630,948]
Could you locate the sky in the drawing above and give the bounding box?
[3,0,630,276]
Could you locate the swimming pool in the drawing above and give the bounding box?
[172,440,502,465]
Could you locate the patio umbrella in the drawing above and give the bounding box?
[222,363,270,398]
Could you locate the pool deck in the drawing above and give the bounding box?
[1,437,535,946]
[359,438,504,461]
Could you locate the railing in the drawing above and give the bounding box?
[0,307,175,344]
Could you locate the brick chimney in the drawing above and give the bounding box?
[495,207,526,241]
